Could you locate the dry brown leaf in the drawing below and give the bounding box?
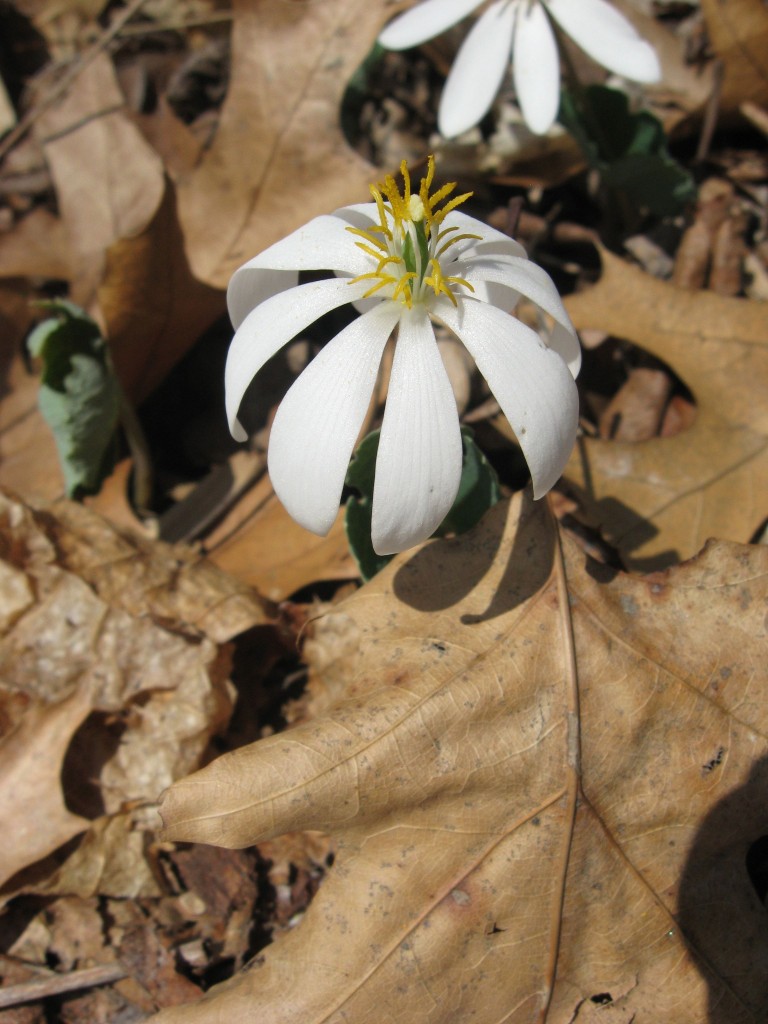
[564,248,768,570]
[150,493,768,1023]
[34,52,165,304]
[42,495,272,642]
[0,489,269,900]
[598,366,673,442]
[205,475,358,601]
[0,209,72,281]
[30,809,164,901]
[174,0,389,289]
[12,0,109,58]
[0,350,64,504]
[0,686,91,889]
[700,0,768,112]
[97,181,226,405]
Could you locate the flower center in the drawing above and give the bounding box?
[347,156,480,308]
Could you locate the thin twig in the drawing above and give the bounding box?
[695,58,723,164]
[0,964,128,1009]
[740,100,768,140]
[116,11,233,37]
[0,0,152,162]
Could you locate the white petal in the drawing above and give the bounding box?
[438,0,516,138]
[268,302,400,538]
[379,0,482,50]
[513,0,560,134]
[548,321,583,378]
[372,306,463,554]
[450,253,581,376]
[546,0,660,82]
[225,278,371,441]
[439,209,527,260]
[227,206,378,328]
[460,278,521,314]
[436,296,579,498]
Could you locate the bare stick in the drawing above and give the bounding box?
[0,964,129,1009]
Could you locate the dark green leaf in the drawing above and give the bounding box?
[27,301,121,498]
[344,427,501,581]
[559,85,696,217]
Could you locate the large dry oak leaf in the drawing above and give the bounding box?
[151,493,768,1023]
[564,249,768,570]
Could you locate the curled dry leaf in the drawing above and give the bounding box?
[0,685,92,889]
[0,489,270,901]
[152,493,768,1023]
[97,181,226,406]
[564,248,768,570]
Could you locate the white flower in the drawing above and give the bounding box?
[379,0,661,137]
[225,158,580,555]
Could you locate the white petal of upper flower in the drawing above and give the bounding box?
[546,0,661,83]
[227,207,377,328]
[438,0,516,138]
[372,306,463,554]
[267,302,400,539]
[513,0,560,134]
[436,296,579,498]
[379,0,482,50]
[450,254,581,376]
[225,277,371,441]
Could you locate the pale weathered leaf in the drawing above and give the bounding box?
[34,52,165,304]
[564,248,768,570]
[150,493,768,1022]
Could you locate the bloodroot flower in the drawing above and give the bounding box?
[379,0,661,137]
[225,158,580,555]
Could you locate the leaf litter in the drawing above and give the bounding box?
[0,0,767,1020]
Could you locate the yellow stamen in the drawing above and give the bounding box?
[354,241,390,262]
[347,155,476,308]
[436,231,483,258]
[423,258,475,307]
[431,191,473,226]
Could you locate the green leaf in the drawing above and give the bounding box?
[433,428,501,538]
[344,427,501,581]
[27,301,121,498]
[344,431,391,582]
[559,85,696,217]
